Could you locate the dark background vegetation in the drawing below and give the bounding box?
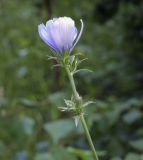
[0,0,143,160]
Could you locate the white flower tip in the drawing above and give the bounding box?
[69,18,84,53]
[80,19,84,29]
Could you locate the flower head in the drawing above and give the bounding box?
[38,17,83,54]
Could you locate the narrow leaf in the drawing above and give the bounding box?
[74,69,93,75]
[47,56,57,60]
[74,116,80,127]
[64,99,74,107]
[51,64,62,69]
[83,101,96,107]
[78,58,88,65]
[58,106,68,112]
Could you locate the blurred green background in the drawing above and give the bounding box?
[0,0,143,160]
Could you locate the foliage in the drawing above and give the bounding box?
[0,0,143,160]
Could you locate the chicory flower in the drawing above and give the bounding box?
[38,17,83,54]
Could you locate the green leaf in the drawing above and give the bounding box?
[47,56,57,60]
[111,157,122,160]
[129,139,143,151]
[68,147,94,160]
[125,153,140,160]
[0,141,6,155]
[80,58,88,63]
[21,116,35,135]
[52,146,77,160]
[20,98,37,107]
[44,119,75,144]
[51,64,62,68]
[58,106,68,112]
[70,55,76,64]
[74,116,80,127]
[64,99,74,107]
[83,101,96,107]
[77,58,88,66]
[123,110,141,124]
[140,155,143,160]
[34,153,54,160]
[68,147,106,160]
[74,69,93,75]
[48,92,66,106]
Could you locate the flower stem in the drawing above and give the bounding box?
[79,114,99,160]
[65,66,99,160]
[65,67,80,99]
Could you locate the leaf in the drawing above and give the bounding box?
[44,119,75,144]
[20,98,37,107]
[83,101,96,107]
[15,151,28,160]
[58,106,68,112]
[74,69,93,75]
[123,110,142,124]
[71,57,78,73]
[68,147,106,160]
[0,141,6,155]
[47,56,57,60]
[48,92,66,106]
[74,52,84,56]
[21,116,35,135]
[0,96,7,107]
[51,64,62,69]
[64,99,74,107]
[125,153,140,160]
[34,153,54,160]
[52,146,77,160]
[70,55,76,64]
[74,116,80,127]
[129,139,143,151]
[78,58,88,65]
[111,157,122,160]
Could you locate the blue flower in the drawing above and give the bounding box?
[38,17,83,54]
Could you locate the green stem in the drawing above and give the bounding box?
[79,114,99,160]
[65,67,79,99]
[65,66,99,160]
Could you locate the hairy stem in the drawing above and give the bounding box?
[65,66,99,160]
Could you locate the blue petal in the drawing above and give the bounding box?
[46,20,63,53]
[38,24,59,53]
[46,17,78,53]
[55,17,77,51]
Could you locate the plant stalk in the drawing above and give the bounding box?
[65,66,99,160]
